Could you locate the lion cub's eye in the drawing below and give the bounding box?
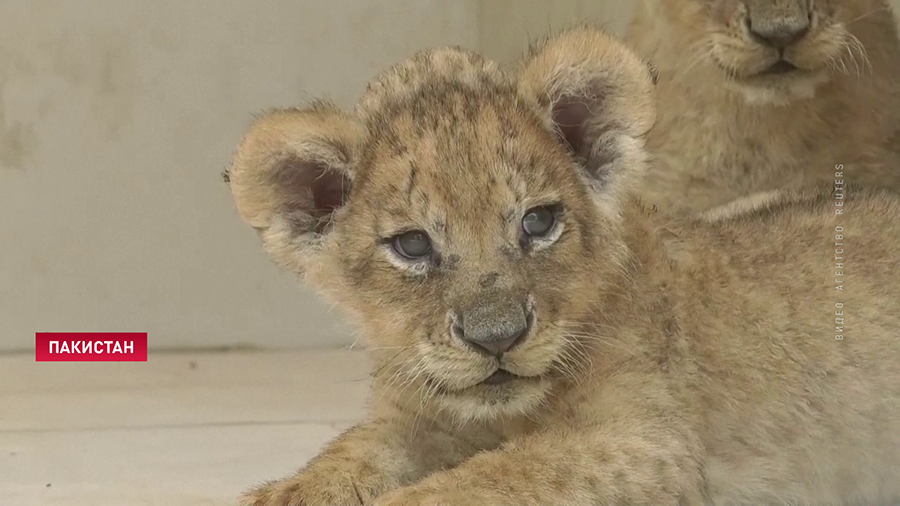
[392,230,432,259]
[522,206,556,237]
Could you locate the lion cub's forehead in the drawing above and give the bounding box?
[349,47,567,218]
[357,47,517,117]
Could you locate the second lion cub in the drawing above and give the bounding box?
[626,0,900,210]
[227,26,900,506]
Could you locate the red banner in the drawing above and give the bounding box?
[35,333,148,362]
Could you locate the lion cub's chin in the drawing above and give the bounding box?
[724,68,830,105]
[435,375,552,421]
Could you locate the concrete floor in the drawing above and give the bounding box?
[0,350,371,506]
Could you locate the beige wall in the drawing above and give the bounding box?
[479,0,635,63]
[0,0,479,350]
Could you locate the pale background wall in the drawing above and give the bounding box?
[478,0,636,64]
[1,0,895,350]
[0,0,481,351]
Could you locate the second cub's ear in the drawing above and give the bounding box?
[227,103,364,273]
[519,26,656,206]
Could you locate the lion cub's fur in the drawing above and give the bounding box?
[626,0,900,210]
[227,26,900,506]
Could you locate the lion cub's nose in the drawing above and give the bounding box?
[748,16,810,48]
[463,326,526,357]
[453,300,531,357]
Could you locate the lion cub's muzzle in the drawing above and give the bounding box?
[450,295,534,358]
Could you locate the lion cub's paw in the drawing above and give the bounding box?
[372,485,477,506]
[239,466,389,506]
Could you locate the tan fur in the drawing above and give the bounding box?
[626,0,900,210]
[227,26,900,506]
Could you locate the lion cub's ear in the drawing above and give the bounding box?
[519,26,657,208]
[227,103,364,273]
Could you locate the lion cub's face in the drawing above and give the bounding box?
[678,0,883,102]
[228,29,656,420]
[334,75,612,420]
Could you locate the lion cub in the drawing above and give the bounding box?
[227,26,900,506]
[626,0,900,210]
